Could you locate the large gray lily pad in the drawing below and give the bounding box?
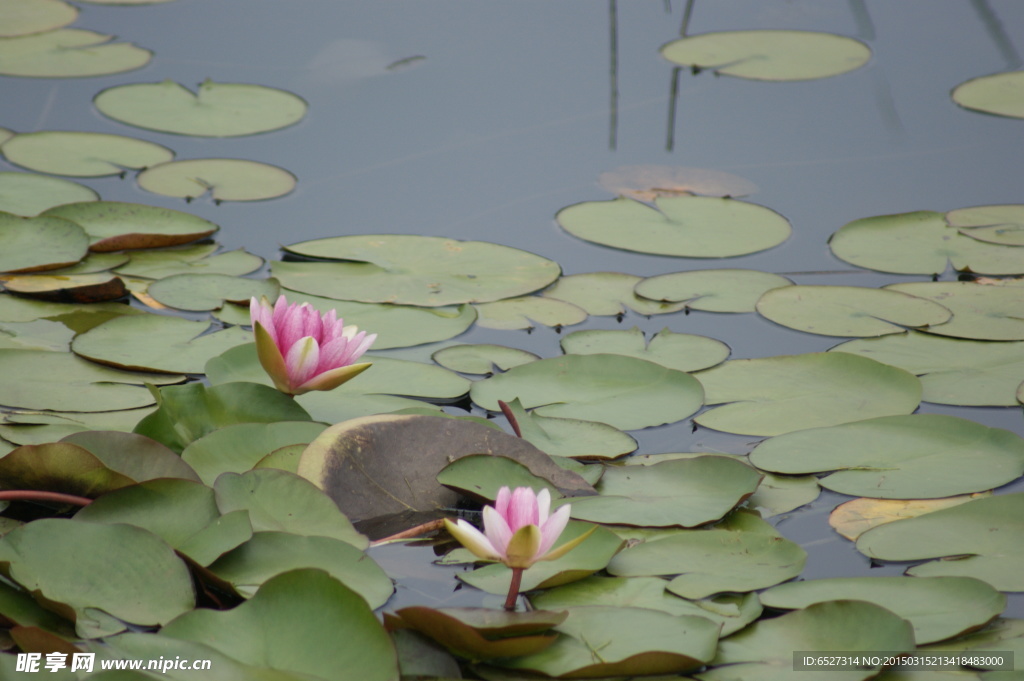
[661,30,870,81]
[147,274,280,311]
[952,71,1024,119]
[0,349,181,411]
[431,344,539,375]
[635,268,793,313]
[556,196,791,257]
[2,131,173,177]
[0,172,98,216]
[607,511,807,598]
[94,80,308,137]
[750,414,1024,499]
[0,212,88,273]
[948,205,1024,246]
[831,331,1024,406]
[568,456,761,527]
[561,326,729,372]
[43,201,219,251]
[886,281,1024,340]
[540,271,690,316]
[0,29,151,78]
[72,314,251,374]
[276,235,561,307]
[137,159,297,202]
[755,285,952,337]
[471,353,704,430]
[829,210,1024,275]
[694,352,921,436]
[760,576,1005,645]
[855,492,1024,591]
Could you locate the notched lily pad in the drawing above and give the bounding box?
[0,172,98,216]
[635,268,793,313]
[472,296,587,330]
[561,326,729,373]
[0,29,152,78]
[0,212,88,273]
[95,79,308,137]
[886,281,1024,341]
[2,131,173,177]
[137,159,297,202]
[147,274,279,311]
[43,201,219,251]
[541,271,690,316]
[432,344,540,375]
[948,204,1024,246]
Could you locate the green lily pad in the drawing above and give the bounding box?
[0,319,75,351]
[607,510,807,598]
[750,414,1024,499]
[159,569,398,681]
[920,618,1024,658]
[0,172,98,216]
[137,159,297,202]
[146,274,280,311]
[0,349,181,411]
[561,326,730,372]
[459,521,625,594]
[952,70,1024,119]
[0,0,78,38]
[501,397,637,460]
[385,607,563,661]
[182,421,327,486]
[886,281,1024,341]
[635,268,794,313]
[694,352,921,436]
[947,205,1024,246]
[756,285,952,337]
[0,28,151,78]
[432,344,540,375]
[472,296,587,330]
[116,245,262,279]
[760,576,1005,645]
[569,456,761,527]
[43,201,219,251]
[72,314,251,373]
[829,210,1024,275]
[0,519,194,638]
[661,29,870,81]
[855,492,1024,591]
[3,272,127,303]
[556,196,791,257]
[45,251,130,275]
[61,430,202,483]
[276,235,561,307]
[702,601,914,681]
[2,131,173,177]
[0,212,88,273]
[831,331,1024,406]
[94,80,308,137]
[0,293,142,329]
[0,579,76,639]
[540,271,690,316]
[208,532,390,606]
[531,577,762,637]
[496,606,719,678]
[471,353,704,430]
[0,441,136,498]
[214,469,367,548]
[437,454,561,502]
[0,407,154,446]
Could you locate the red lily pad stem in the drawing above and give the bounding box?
[504,567,524,611]
[0,490,92,506]
[498,400,522,438]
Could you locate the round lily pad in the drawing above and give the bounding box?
[855,492,1024,591]
[114,244,261,279]
[276,235,561,306]
[635,268,793,313]
[760,576,1005,645]
[886,281,1024,340]
[561,327,729,372]
[470,353,705,430]
[42,201,219,251]
[540,271,689,316]
[0,28,151,78]
[948,205,1024,246]
[556,196,791,258]
[95,79,308,137]
[952,70,1024,119]
[756,285,952,337]
[0,0,78,38]
[137,158,296,202]
[829,210,1024,275]
[473,296,587,330]
[181,421,327,486]
[660,29,871,81]
[0,212,88,273]
[146,274,279,311]
[0,172,98,216]
[751,414,1024,499]
[831,331,1024,406]
[694,352,921,436]
[598,164,758,201]
[431,344,540,375]
[2,131,173,177]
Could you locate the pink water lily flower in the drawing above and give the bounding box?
[250,295,376,396]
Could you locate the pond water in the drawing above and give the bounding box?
[4,0,1024,622]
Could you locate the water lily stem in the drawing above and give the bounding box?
[497,400,522,438]
[504,567,524,611]
[0,490,92,506]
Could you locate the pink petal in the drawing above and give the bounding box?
[536,504,571,558]
[506,487,539,531]
[536,488,551,525]
[482,505,512,558]
[284,336,321,388]
[494,486,511,519]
